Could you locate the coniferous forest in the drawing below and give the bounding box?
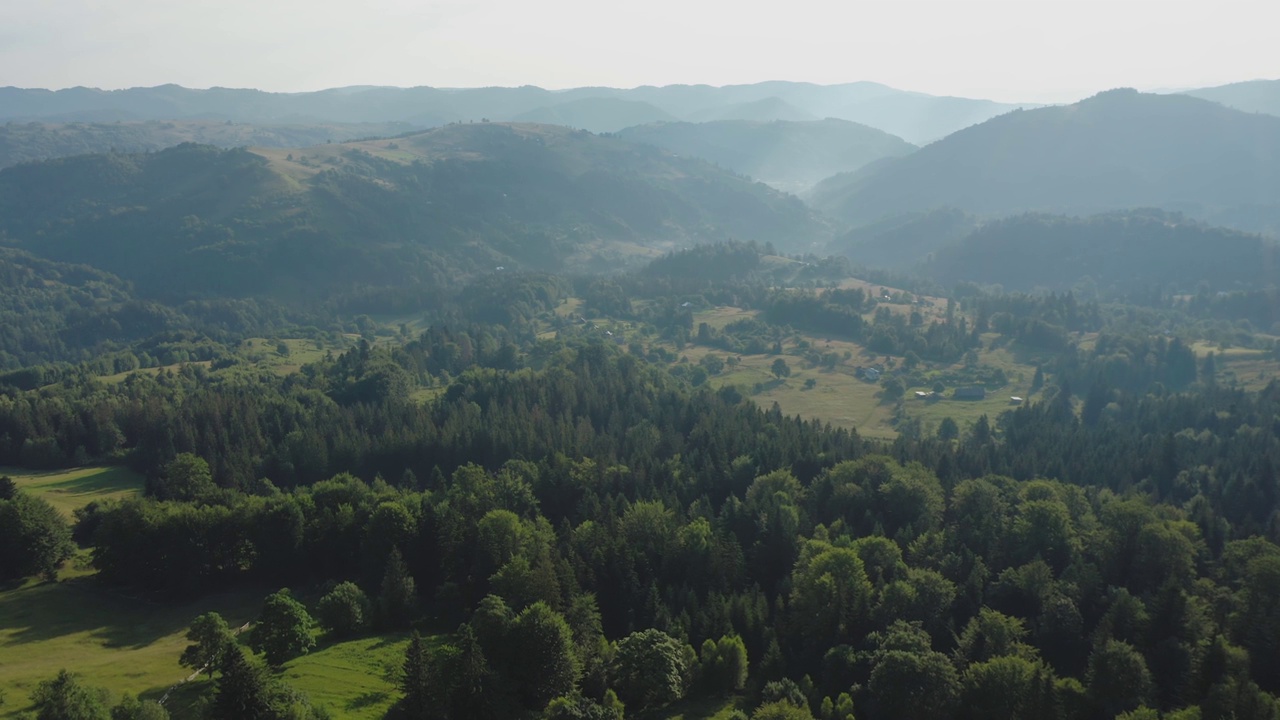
[1,75,1280,720]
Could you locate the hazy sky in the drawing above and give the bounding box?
[0,0,1273,103]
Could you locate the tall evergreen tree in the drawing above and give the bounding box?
[380,546,418,629]
[212,649,273,720]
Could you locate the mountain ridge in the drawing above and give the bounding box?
[810,89,1280,236]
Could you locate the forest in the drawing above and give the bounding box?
[3,76,1280,720]
[1,237,1280,720]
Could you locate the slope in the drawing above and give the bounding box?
[831,208,979,270]
[0,120,416,170]
[0,124,829,303]
[921,210,1280,293]
[618,118,915,193]
[810,89,1280,234]
[685,97,817,123]
[512,97,677,133]
[1185,79,1280,118]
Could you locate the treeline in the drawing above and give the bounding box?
[2,337,1275,717]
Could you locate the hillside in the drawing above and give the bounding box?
[0,120,415,169]
[685,96,817,123]
[830,92,1035,145]
[0,124,829,303]
[0,82,1033,145]
[1185,79,1280,117]
[921,210,1280,293]
[617,118,915,193]
[831,208,979,269]
[511,97,677,133]
[810,89,1280,234]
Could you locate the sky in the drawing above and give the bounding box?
[0,0,1274,103]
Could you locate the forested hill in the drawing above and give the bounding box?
[0,123,829,303]
[617,118,916,193]
[1186,79,1280,118]
[0,119,415,170]
[921,211,1280,294]
[809,89,1280,235]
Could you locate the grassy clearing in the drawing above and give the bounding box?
[677,313,1042,440]
[0,579,261,719]
[1,466,144,518]
[282,634,412,720]
[695,306,758,332]
[1190,341,1280,391]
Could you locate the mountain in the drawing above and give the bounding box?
[1185,79,1280,118]
[922,210,1280,293]
[830,208,979,270]
[511,97,677,133]
[0,120,415,170]
[617,118,915,194]
[829,93,1034,145]
[0,123,829,303]
[809,90,1280,235]
[0,82,1033,144]
[685,97,817,123]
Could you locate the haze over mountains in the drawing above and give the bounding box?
[811,89,1280,237]
[3,78,1280,293]
[0,123,827,302]
[618,119,915,193]
[0,81,1033,145]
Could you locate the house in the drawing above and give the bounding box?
[1009,396,1024,404]
[915,391,930,399]
[954,386,986,400]
[864,368,882,381]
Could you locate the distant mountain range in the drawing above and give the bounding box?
[617,118,915,194]
[810,89,1280,237]
[0,123,829,301]
[0,81,1035,145]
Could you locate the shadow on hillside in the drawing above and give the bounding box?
[0,578,254,650]
[348,690,390,711]
[43,468,143,495]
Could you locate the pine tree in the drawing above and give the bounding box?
[401,631,431,719]
[212,649,273,720]
[380,546,418,628]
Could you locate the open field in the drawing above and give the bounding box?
[680,309,1042,439]
[0,579,261,719]
[0,570,420,720]
[1,466,144,518]
[1190,341,1280,391]
[282,634,412,720]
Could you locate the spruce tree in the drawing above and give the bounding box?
[212,649,273,720]
[401,631,431,719]
[380,546,418,628]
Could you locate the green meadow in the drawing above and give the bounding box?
[2,466,144,518]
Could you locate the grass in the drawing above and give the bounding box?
[0,569,420,720]
[678,310,1042,440]
[0,578,261,719]
[1,466,144,518]
[282,634,412,719]
[1190,340,1280,391]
